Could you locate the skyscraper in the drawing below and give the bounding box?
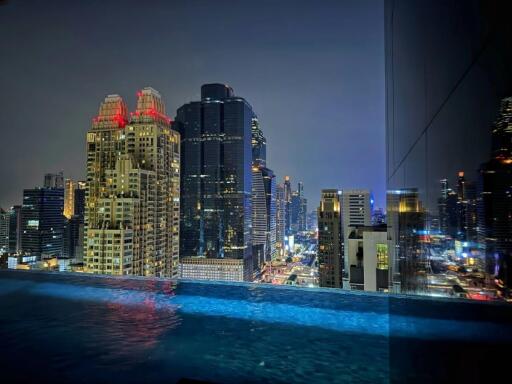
[275,183,286,256]
[387,189,426,293]
[317,189,343,288]
[0,208,8,254]
[8,205,21,254]
[252,166,267,271]
[298,182,307,232]
[262,168,277,261]
[63,181,86,260]
[250,113,276,271]
[174,83,253,281]
[85,88,180,277]
[290,182,307,233]
[44,171,64,189]
[251,116,266,167]
[341,189,372,284]
[478,97,512,297]
[283,176,292,236]
[21,187,64,258]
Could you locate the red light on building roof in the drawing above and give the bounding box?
[137,91,143,98]
[458,171,464,177]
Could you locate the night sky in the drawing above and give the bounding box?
[0,0,385,210]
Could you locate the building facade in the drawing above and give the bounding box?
[317,189,343,288]
[174,83,253,281]
[21,187,64,258]
[345,225,388,292]
[341,189,372,285]
[0,208,8,254]
[85,88,180,277]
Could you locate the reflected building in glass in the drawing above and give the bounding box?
[175,84,254,281]
[385,0,512,298]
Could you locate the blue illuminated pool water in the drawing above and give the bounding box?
[0,270,511,383]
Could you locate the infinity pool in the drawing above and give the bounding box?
[0,270,511,383]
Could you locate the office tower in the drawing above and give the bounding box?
[341,190,372,230]
[306,210,318,231]
[463,180,478,242]
[438,179,449,235]
[21,188,64,258]
[44,171,64,189]
[0,208,8,254]
[85,88,180,277]
[63,181,86,260]
[478,97,512,297]
[317,189,343,288]
[341,189,371,282]
[387,189,426,293]
[283,176,292,235]
[74,182,86,220]
[252,166,267,271]
[262,168,277,261]
[250,113,276,270]
[64,179,74,219]
[298,182,307,232]
[63,216,81,259]
[345,225,388,291]
[275,183,286,256]
[8,205,21,253]
[290,182,307,233]
[446,189,459,238]
[174,83,253,281]
[455,172,468,240]
[251,116,266,167]
[290,191,300,233]
[251,166,277,269]
[385,0,512,297]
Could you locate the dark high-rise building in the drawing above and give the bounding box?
[387,189,426,293]
[63,215,81,259]
[250,112,276,270]
[251,116,266,167]
[21,188,64,258]
[438,179,449,235]
[275,183,286,255]
[298,186,307,232]
[175,83,254,281]
[8,205,21,254]
[0,208,8,254]
[63,181,86,260]
[291,191,300,233]
[44,171,64,189]
[73,183,86,222]
[283,176,292,236]
[318,189,343,288]
[385,0,512,296]
[478,96,512,297]
[262,167,277,261]
[290,182,307,234]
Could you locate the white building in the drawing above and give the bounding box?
[345,226,388,292]
[341,189,372,286]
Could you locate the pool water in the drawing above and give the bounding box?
[0,270,511,383]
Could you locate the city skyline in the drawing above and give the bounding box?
[0,0,385,210]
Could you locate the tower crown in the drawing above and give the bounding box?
[92,94,128,129]
[130,86,171,124]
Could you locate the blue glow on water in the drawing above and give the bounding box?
[1,278,508,342]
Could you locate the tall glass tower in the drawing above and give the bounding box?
[175,84,254,281]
